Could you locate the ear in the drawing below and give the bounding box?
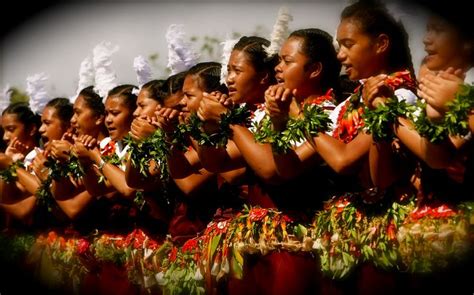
[375,33,390,55]
[309,62,322,80]
[259,72,270,85]
[29,125,37,137]
[95,114,105,126]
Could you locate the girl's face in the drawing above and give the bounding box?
[180,75,203,114]
[336,18,382,80]
[133,89,160,118]
[274,37,313,96]
[226,50,267,104]
[423,16,469,71]
[39,106,69,145]
[1,113,31,146]
[70,95,103,137]
[105,96,134,141]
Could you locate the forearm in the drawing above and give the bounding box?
[394,117,453,169]
[101,163,136,198]
[51,177,78,200]
[0,195,36,221]
[313,133,372,174]
[231,124,279,182]
[173,168,214,197]
[55,190,93,220]
[16,168,40,195]
[273,141,321,181]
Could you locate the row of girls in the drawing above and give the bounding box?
[1,1,473,294]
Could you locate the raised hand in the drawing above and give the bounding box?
[5,138,30,162]
[361,74,391,108]
[49,140,73,162]
[197,91,230,123]
[130,116,157,141]
[418,68,464,114]
[155,107,181,135]
[31,149,49,181]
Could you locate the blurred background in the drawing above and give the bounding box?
[0,0,437,100]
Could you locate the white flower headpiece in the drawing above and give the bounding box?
[26,73,49,115]
[220,38,238,85]
[0,84,12,114]
[166,24,200,75]
[264,6,293,57]
[332,29,340,53]
[132,55,153,95]
[73,56,95,103]
[93,41,119,102]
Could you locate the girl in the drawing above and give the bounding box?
[0,102,41,227]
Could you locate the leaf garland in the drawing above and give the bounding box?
[363,98,416,142]
[35,156,85,212]
[189,104,252,147]
[414,83,474,143]
[254,103,331,153]
[0,160,24,183]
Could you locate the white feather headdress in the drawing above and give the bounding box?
[93,41,119,101]
[166,24,200,75]
[133,55,153,95]
[264,6,293,57]
[74,56,95,102]
[332,29,340,53]
[0,84,12,114]
[26,73,49,114]
[220,38,238,85]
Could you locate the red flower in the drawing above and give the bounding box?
[169,246,178,262]
[249,208,268,222]
[384,70,416,91]
[101,140,116,157]
[182,238,199,253]
[77,239,90,255]
[305,88,335,106]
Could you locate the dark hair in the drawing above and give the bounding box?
[341,0,414,76]
[107,84,138,111]
[233,36,278,84]
[2,102,41,137]
[141,79,167,104]
[78,86,105,117]
[289,29,342,97]
[187,62,228,93]
[45,97,73,124]
[165,71,187,95]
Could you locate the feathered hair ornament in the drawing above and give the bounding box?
[166,24,200,75]
[26,73,49,115]
[132,55,153,95]
[220,38,238,85]
[0,84,12,114]
[264,6,293,57]
[332,29,340,53]
[93,41,119,101]
[74,56,95,102]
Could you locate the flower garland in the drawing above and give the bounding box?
[397,202,473,272]
[253,92,333,153]
[158,237,205,295]
[414,83,474,143]
[332,86,365,143]
[309,195,415,279]
[0,160,24,183]
[189,104,251,147]
[334,70,417,143]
